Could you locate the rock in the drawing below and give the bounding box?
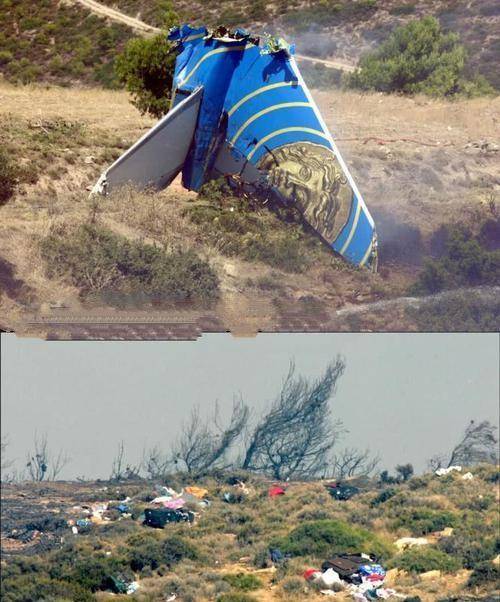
[395,536,429,550]
[420,570,441,580]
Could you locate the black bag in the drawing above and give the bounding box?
[144,508,194,528]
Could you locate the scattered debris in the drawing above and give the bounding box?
[435,465,462,476]
[269,485,286,497]
[325,481,360,500]
[143,507,195,528]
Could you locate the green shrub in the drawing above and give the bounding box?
[389,547,461,573]
[222,573,262,591]
[128,536,163,571]
[186,190,310,273]
[0,147,17,205]
[407,292,500,332]
[115,34,176,118]
[275,519,393,559]
[438,534,498,570]
[371,488,397,506]
[0,575,94,602]
[40,223,219,300]
[467,560,500,587]
[162,537,199,565]
[348,16,495,97]
[392,508,458,535]
[412,224,500,295]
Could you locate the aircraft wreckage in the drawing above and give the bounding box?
[93,25,377,269]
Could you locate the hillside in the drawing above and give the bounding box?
[97,0,500,89]
[0,0,133,88]
[1,464,499,601]
[0,81,499,336]
[1,1,499,89]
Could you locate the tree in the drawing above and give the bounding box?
[110,441,142,481]
[115,34,177,118]
[332,447,380,480]
[143,444,172,480]
[447,420,498,467]
[242,358,345,480]
[25,433,70,482]
[428,420,498,470]
[173,398,249,474]
[395,463,414,482]
[348,16,493,97]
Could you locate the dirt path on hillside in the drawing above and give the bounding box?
[69,0,161,34]
[68,0,355,71]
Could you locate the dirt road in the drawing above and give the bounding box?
[70,0,161,34]
[69,0,355,72]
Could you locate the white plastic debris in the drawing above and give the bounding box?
[462,472,474,480]
[71,526,78,535]
[126,582,140,594]
[435,465,462,476]
[320,568,343,588]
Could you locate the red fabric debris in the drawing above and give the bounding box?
[268,486,286,497]
[303,568,320,580]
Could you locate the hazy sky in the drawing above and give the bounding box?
[1,333,498,480]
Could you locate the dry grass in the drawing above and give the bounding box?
[0,82,498,334]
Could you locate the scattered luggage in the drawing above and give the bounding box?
[144,508,195,528]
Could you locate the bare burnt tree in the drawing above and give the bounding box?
[110,441,141,481]
[447,420,498,466]
[428,420,498,470]
[143,444,172,480]
[26,433,70,482]
[173,397,249,474]
[332,447,380,480]
[1,435,13,472]
[242,358,346,480]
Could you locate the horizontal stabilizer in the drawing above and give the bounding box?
[92,87,202,195]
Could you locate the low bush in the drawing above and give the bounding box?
[40,223,219,301]
[392,508,458,535]
[467,560,500,587]
[0,147,17,205]
[348,16,494,97]
[389,547,461,573]
[371,488,397,506]
[407,292,500,332]
[162,536,199,565]
[438,533,498,570]
[186,182,314,273]
[0,575,94,602]
[274,519,393,559]
[411,224,500,295]
[222,573,262,591]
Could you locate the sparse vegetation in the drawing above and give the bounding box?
[348,17,494,97]
[389,546,462,573]
[2,461,499,601]
[0,147,17,205]
[40,223,219,301]
[185,180,325,273]
[274,519,393,559]
[0,0,133,87]
[411,224,500,294]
